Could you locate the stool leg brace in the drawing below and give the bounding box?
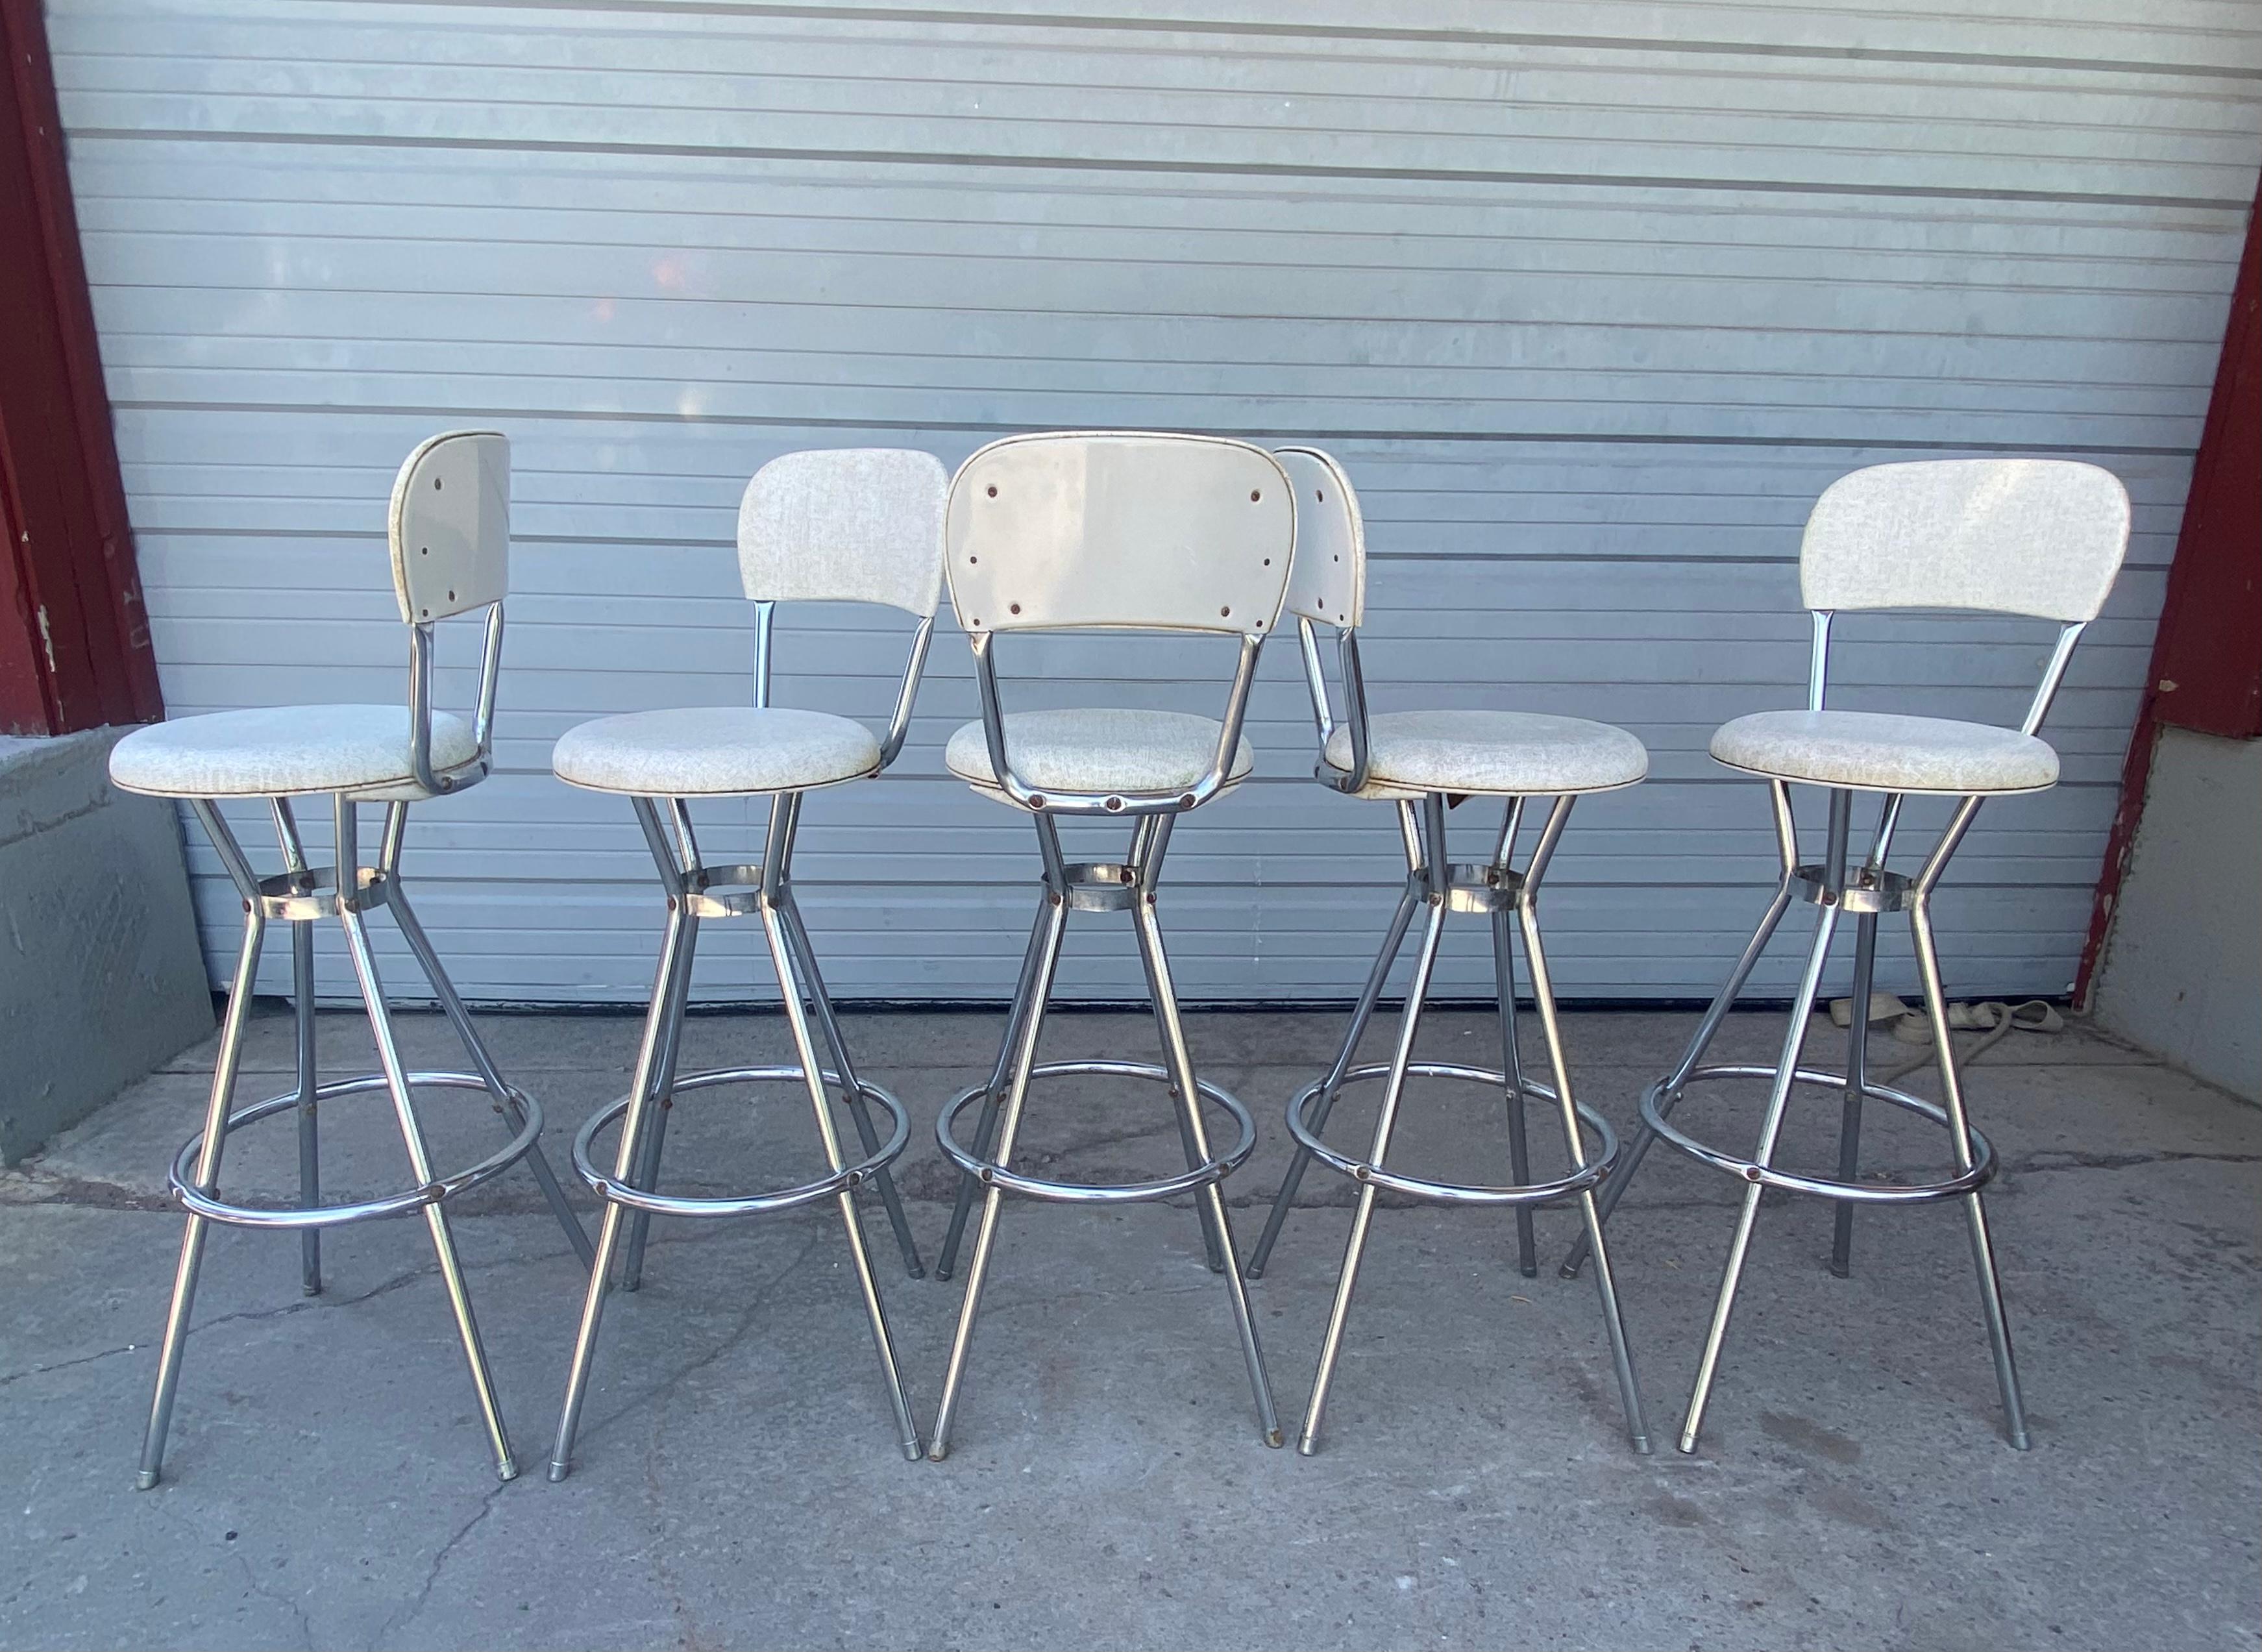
[548,793,924,1479]
[138,796,594,1489]
[927,809,1284,1459]
[1251,792,1649,1456]
[1562,779,2030,1453]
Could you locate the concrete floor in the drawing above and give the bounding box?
[1,1002,2256,1651]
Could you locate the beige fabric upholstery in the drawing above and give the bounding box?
[1323,709,1647,798]
[946,708,1254,796]
[109,706,480,799]
[1710,709,2059,795]
[738,449,948,616]
[390,430,509,623]
[552,707,881,796]
[1801,459,2130,623]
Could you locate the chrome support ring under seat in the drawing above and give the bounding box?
[936,1060,1257,1203]
[252,865,392,920]
[1795,862,1912,914]
[169,1073,543,1227]
[1285,1061,1617,1206]
[1640,1063,1998,1203]
[572,1065,912,1218]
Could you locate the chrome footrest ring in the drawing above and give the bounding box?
[573,1065,911,1218]
[1286,1061,1617,1206]
[937,1059,1256,1203]
[1640,1063,1997,1203]
[170,1072,542,1228]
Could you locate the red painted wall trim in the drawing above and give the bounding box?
[2076,186,2260,1004]
[0,0,162,734]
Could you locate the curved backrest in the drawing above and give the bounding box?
[389,430,509,623]
[1801,459,2130,623]
[946,431,1294,635]
[1274,447,1364,630]
[738,448,948,615]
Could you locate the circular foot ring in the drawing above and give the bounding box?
[170,1073,542,1227]
[1286,1061,1616,1206]
[574,1065,910,1218]
[1640,1064,1997,1203]
[937,1060,1255,1203]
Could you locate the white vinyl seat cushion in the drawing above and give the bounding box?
[946,708,1255,797]
[1323,709,1647,798]
[1710,709,2058,795]
[552,707,881,796]
[108,705,479,799]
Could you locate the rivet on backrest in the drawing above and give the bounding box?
[986,484,998,498]
[1010,603,1021,615]
[1249,490,1260,502]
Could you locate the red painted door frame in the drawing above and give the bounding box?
[2076,186,2260,1002]
[0,0,162,735]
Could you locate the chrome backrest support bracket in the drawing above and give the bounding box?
[406,604,504,798]
[968,628,1267,817]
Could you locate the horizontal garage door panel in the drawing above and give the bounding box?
[49,0,2260,1004]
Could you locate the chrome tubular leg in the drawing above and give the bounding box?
[779,892,924,1279]
[1561,875,1798,1279]
[1126,818,1229,1278]
[1830,909,1881,1279]
[1131,874,1283,1448]
[1300,872,1450,1455]
[1911,893,2031,1449]
[619,911,698,1292]
[1248,880,1420,1280]
[937,896,1050,1282]
[1679,790,1850,1454]
[291,917,321,1296]
[757,898,923,1459]
[336,897,515,1481]
[388,879,596,1270]
[1517,884,1651,1452]
[929,888,1070,1461]
[1491,905,1538,1279]
[550,897,694,1481]
[137,900,266,1490]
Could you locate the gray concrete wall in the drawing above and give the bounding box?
[2094,726,2262,1102]
[0,728,213,1163]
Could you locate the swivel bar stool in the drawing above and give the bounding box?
[1244,448,1651,1457]
[1562,458,2130,1453]
[926,430,1290,1458]
[546,448,942,1477]
[110,430,595,1487]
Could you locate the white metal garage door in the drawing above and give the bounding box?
[47,0,2262,1004]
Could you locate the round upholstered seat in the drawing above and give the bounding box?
[945,708,1255,798]
[108,705,480,800]
[552,706,881,796]
[1322,709,1647,799]
[552,701,887,792]
[1710,709,2058,795]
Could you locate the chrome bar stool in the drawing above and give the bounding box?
[110,430,594,1488]
[1561,458,2131,1453]
[546,448,942,1478]
[926,430,1290,1459]
[1244,448,1652,1457]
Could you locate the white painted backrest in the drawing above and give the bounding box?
[389,430,509,623]
[1274,447,1364,630]
[946,431,1294,635]
[737,448,949,615]
[1801,459,2130,623]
